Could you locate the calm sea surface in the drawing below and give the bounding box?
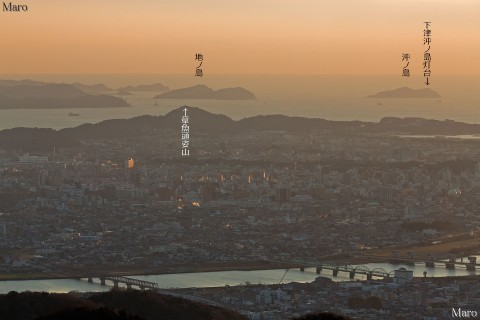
[0,74,479,130]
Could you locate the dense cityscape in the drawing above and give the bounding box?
[1,108,480,319]
[2,0,480,318]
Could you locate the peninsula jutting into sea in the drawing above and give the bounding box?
[2,106,480,151]
[0,80,130,109]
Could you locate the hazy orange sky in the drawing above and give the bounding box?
[2,0,479,74]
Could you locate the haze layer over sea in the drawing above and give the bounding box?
[0,74,478,130]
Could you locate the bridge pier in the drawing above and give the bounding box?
[84,275,158,291]
[467,257,477,270]
[425,261,435,267]
[446,257,456,269]
[271,260,392,280]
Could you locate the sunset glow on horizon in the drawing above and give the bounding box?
[1,0,479,75]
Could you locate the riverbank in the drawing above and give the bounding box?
[2,234,479,282]
[0,260,282,281]
[357,234,480,262]
[1,261,479,295]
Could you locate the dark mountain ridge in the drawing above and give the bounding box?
[2,106,480,150]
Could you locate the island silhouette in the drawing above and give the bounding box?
[367,87,441,98]
[0,80,129,109]
[154,85,256,100]
[118,83,169,93]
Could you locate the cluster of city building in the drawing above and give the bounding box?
[175,271,480,320]
[0,128,480,317]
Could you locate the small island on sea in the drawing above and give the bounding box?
[367,87,441,99]
[115,88,134,96]
[154,84,256,100]
[118,82,169,92]
[71,82,113,93]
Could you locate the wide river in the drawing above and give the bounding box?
[1,260,478,293]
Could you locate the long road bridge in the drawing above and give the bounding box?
[82,273,225,308]
[362,254,479,270]
[86,274,159,290]
[271,259,393,280]
[273,254,479,280]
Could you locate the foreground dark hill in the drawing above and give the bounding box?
[293,312,351,320]
[3,106,480,151]
[0,290,248,320]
